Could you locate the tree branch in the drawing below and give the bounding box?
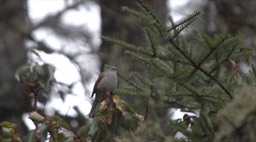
[169,38,233,99]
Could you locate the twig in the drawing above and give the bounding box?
[209,45,236,74]
[118,73,143,91]
[136,0,165,37]
[199,37,227,67]
[183,37,227,81]
[163,99,197,110]
[169,38,233,99]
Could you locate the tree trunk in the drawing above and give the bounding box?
[0,0,31,134]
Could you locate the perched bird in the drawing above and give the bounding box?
[88,65,118,118]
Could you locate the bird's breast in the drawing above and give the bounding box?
[97,72,117,92]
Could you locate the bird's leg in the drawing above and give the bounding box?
[103,91,111,107]
[103,91,116,109]
[110,91,117,109]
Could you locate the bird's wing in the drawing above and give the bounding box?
[91,71,104,98]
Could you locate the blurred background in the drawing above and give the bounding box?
[0,0,255,135]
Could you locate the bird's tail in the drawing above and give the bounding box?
[88,100,100,118]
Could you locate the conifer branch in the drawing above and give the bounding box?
[102,36,152,56]
[136,0,165,36]
[177,81,201,97]
[157,55,191,65]
[185,37,227,80]
[163,99,197,110]
[132,72,152,87]
[169,94,222,100]
[170,19,195,40]
[167,11,200,32]
[145,28,157,56]
[169,38,233,99]
[122,6,150,26]
[118,73,143,91]
[198,37,227,67]
[209,45,236,74]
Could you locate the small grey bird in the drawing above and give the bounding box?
[88,65,118,118]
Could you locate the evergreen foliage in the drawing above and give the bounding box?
[102,1,256,142]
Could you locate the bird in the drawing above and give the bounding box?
[88,65,118,118]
